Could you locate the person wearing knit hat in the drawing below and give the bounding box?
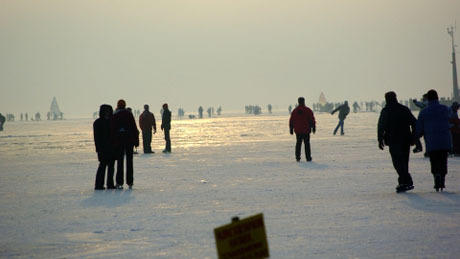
[161,103,172,153]
[111,99,139,189]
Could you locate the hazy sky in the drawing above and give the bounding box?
[1,0,460,117]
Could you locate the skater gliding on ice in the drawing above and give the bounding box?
[93,104,115,190]
[289,97,316,162]
[378,92,416,193]
[416,90,452,192]
[331,101,350,135]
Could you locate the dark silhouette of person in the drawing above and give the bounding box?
[352,101,360,113]
[289,97,316,162]
[268,104,272,114]
[25,113,28,121]
[416,90,452,192]
[0,113,5,131]
[378,92,416,193]
[111,99,139,189]
[139,104,157,154]
[198,106,203,119]
[161,103,172,153]
[93,104,115,190]
[331,101,350,135]
[288,105,292,114]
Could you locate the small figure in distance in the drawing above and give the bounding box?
[93,104,115,190]
[0,113,6,131]
[289,97,316,162]
[139,104,157,154]
[198,106,203,119]
[416,90,452,192]
[331,101,350,135]
[378,91,416,193]
[161,103,172,153]
[111,99,139,189]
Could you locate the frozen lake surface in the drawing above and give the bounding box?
[1,112,460,258]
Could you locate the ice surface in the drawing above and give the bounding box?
[1,113,460,258]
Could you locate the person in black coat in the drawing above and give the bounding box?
[331,101,350,135]
[93,104,115,190]
[111,99,139,189]
[0,113,5,131]
[378,92,417,192]
[161,103,172,153]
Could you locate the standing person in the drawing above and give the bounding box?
[93,104,115,190]
[331,101,350,135]
[139,104,157,154]
[416,90,452,192]
[111,99,139,189]
[0,113,5,131]
[378,92,416,193]
[161,103,172,153]
[289,97,316,162]
[198,106,203,119]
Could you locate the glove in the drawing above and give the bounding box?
[378,140,384,150]
[154,129,157,134]
[290,128,294,135]
[312,127,316,134]
[161,125,164,131]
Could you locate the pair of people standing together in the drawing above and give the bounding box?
[378,90,452,192]
[139,103,171,154]
[93,100,172,190]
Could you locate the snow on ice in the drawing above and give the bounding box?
[1,113,460,258]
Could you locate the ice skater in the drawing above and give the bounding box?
[331,101,350,135]
[139,104,157,154]
[449,102,460,156]
[93,104,115,190]
[416,90,452,192]
[111,99,139,189]
[161,103,172,153]
[289,97,316,162]
[378,92,416,193]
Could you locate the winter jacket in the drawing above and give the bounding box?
[111,109,139,147]
[139,111,156,132]
[94,117,113,154]
[161,109,171,130]
[416,100,452,152]
[332,104,350,120]
[377,102,416,146]
[289,105,316,134]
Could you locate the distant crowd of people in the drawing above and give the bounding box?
[93,100,171,190]
[289,89,460,193]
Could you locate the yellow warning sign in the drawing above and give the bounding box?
[214,213,269,259]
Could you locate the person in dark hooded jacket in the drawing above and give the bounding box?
[331,101,350,135]
[111,99,139,189]
[378,92,416,193]
[93,104,115,190]
[289,97,316,162]
[0,113,5,131]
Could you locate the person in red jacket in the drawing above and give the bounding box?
[111,99,139,189]
[139,104,157,154]
[289,97,316,162]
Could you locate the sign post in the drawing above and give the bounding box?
[214,213,269,259]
